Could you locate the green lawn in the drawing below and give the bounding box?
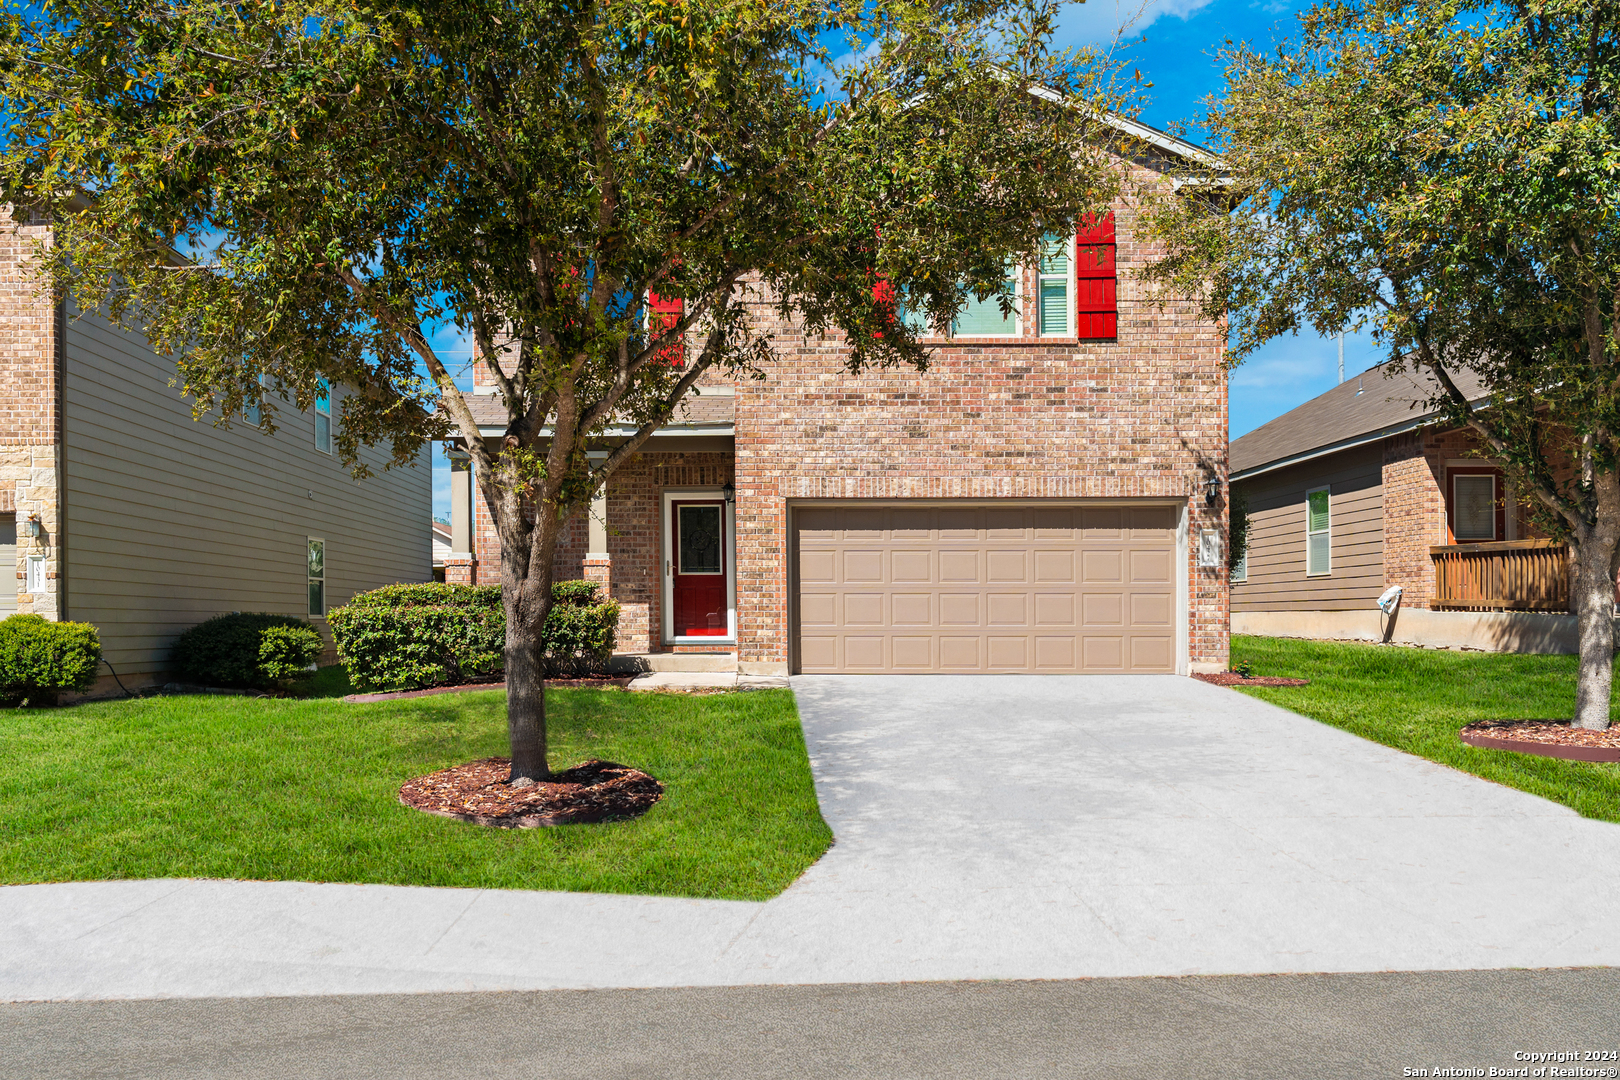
[1229,634,1620,822]
[0,671,832,900]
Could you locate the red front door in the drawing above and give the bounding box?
[671,501,728,637]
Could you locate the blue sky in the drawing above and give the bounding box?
[431,0,1374,518]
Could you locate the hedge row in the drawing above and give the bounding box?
[171,613,325,689]
[0,614,102,705]
[329,580,620,692]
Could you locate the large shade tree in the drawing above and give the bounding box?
[2,0,1133,775]
[1144,0,1620,729]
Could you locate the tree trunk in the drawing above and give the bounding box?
[503,534,557,782]
[1570,501,1620,731]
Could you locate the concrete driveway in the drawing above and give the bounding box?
[4,675,1620,1000]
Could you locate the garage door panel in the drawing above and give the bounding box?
[891,549,932,582]
[1082,549,1123,583]
[1131,636,1173,670]
[986,549,1027,582]
[940,592,980,624]
[891,592,933,625]
[939,550,980,582]
[1036,636,1077,669]
[1034,549,1075,582]
[987,593,1027,625]
[795,503,1178,674]
[1081,592,1123,626]
[1035,593,1076,626]
[843,550,884,582]
[939,636,980,668]
[844,592,885,625]
[1129,548,1172,584]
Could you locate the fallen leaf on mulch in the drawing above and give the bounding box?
[399,757,663,828]
[1460,719,1620,750]
[1192,672,1310,688]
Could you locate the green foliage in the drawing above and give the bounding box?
[0,681,832,900]
[330,581,621,690]
[1230,659,1254,679]
[1143,0,1620,720]
[1229,635,1620,824]
[0,614,102,706]
[172,613,324,690]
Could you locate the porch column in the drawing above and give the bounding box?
[445,444,476,585]
[584,451,611,592]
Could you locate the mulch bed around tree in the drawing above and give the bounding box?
[1193,672,1311,688]
[398,757,665,827]
[1459,720,1620,763]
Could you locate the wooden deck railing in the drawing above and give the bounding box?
[1430,539,1569,612]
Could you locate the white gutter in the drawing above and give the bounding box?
[473,421,735,439]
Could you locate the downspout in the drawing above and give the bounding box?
[53,293,67,621]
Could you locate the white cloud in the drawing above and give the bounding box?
[1057,0,1217,49]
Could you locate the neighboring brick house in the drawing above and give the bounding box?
[445,122,1233,676]
[0,207,431,692]
[1230,362,1587,653]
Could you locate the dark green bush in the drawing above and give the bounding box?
[0,614,102,705]
[329,580,621,691]
[172,613,325,689]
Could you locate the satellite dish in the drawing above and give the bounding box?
[1377,585,1403,615]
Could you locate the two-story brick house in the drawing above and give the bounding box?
[445,126,1231,675]
[1,207,431,692]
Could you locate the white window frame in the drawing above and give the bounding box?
[1305,486,1331,577]
[1231,544,1248,583]
[314,379,332,454]
[243,373,269,428]
[660,488,736,645]
[307,537,326,618]
[1037,231,1075,337]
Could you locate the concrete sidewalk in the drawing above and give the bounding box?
[5,675,1620,1001]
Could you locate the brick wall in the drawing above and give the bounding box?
[733,182,1230,672]
[0,209,62,619]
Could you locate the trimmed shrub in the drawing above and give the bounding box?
[172,613,325,689]
[329,580,621,691]
[0,614,102,705]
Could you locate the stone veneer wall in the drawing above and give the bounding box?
[732,182,1230,674]
[0,210,62,620]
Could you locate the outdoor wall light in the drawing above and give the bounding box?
[1203,476,1222,507]
[20,516,41,539]
[723,482,736,504]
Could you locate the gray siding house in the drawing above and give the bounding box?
[2,209,430,692]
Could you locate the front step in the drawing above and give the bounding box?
[609,652,738,674]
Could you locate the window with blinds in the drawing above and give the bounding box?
[1038,232,1071,336]
[954,266,1019,336]
[1306,487,1331,576]
[1453,475,1497,541]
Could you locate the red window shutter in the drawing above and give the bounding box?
[1075,212,1117,340]
[648,291,685,366]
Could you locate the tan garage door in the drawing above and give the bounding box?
[794,503,1178,674]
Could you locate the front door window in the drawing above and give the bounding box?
[672,501,728,637]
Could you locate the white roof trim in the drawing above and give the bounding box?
[1231,395,1489,483]
[473,422,735,439]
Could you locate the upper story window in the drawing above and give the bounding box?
[1305,486,1331,576]
[953,263,1020,337]
[314,379,332,454]
[1038,233,1072,336]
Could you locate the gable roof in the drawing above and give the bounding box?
[1230,362,1490,480]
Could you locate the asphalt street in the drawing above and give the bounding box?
[5,968,1619,1080]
